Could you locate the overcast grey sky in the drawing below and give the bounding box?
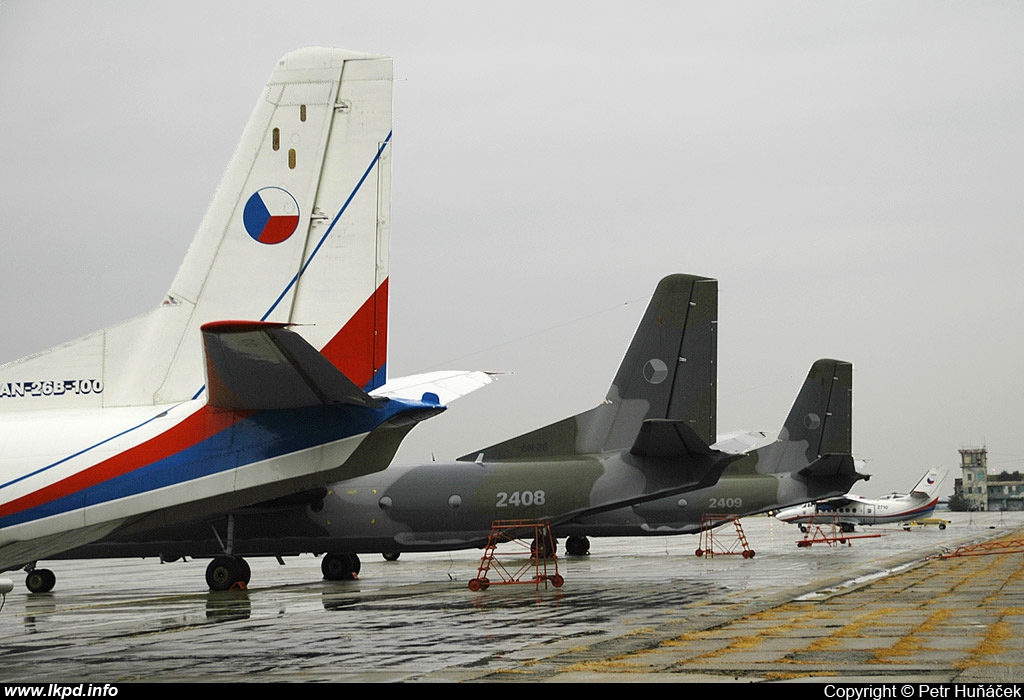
[1,1,1021,497]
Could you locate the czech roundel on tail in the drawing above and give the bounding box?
[0,48,491,588]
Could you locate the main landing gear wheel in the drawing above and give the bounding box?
[565,535,590,556]
[25,568,56,593]
[531,535,557,559]
[322,552,361,581]
[206,556,251,592]
[382,552,401,562]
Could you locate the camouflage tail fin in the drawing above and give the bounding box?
[459,274,717,462]
[764,359,856,478]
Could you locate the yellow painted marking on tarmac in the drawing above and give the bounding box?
[957,618,1017,670]
[868,607,955,663]
[765,671,835,681]
[563,659,653,674]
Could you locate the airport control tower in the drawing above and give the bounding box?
[959,447,988,511]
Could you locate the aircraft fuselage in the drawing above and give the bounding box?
[0,395,435,572]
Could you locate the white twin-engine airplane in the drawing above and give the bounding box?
[775,467,949,532]
[0,47,491,587]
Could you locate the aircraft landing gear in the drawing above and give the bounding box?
[565,535,590,556]
[205,514,252,591]
[530,535,557,559]
[322,552,361,580]
[206,556,251,592]
[530,525,557,559]
[25,567,56,593]
[382,552,400,561]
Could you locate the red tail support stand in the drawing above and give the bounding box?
[796,515,883,548]
[694,514,755,559]
[469,519,564,591]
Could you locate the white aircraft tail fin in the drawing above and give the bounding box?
[910,467,948,499]
[0,48,393,411]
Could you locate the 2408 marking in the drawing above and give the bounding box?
[495,490,547,508]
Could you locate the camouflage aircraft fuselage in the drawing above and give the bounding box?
[558,446,851,538]
[303,391,858,552]
[309,450,732,552]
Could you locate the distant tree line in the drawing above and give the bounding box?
[947,493,971,511]
[990,471,1023,482]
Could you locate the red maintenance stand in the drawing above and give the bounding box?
[694,514,755,559]
[468,519,564,591]
[796,515,883,548]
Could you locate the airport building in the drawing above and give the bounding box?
[954,447,1024,511]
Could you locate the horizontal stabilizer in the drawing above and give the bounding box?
[371,370,499,405]
[377,405,447,428]
[814,496,857,509]
[712,430,773,454]
[797,453,863,481]
[630,419,714,458]
[202,322,382,410]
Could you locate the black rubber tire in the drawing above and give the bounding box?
[565,535,590,556]
[206,557,241,592]
[531,535,557,559]
[25,568,56,594]
[322,552,361,580]
[236,557,251,584]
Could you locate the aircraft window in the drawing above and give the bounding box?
[273,128,280,151]
[378,496,393,511]
[288,149,296,169]
[448,494,462,509]
[300,104,307,122]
